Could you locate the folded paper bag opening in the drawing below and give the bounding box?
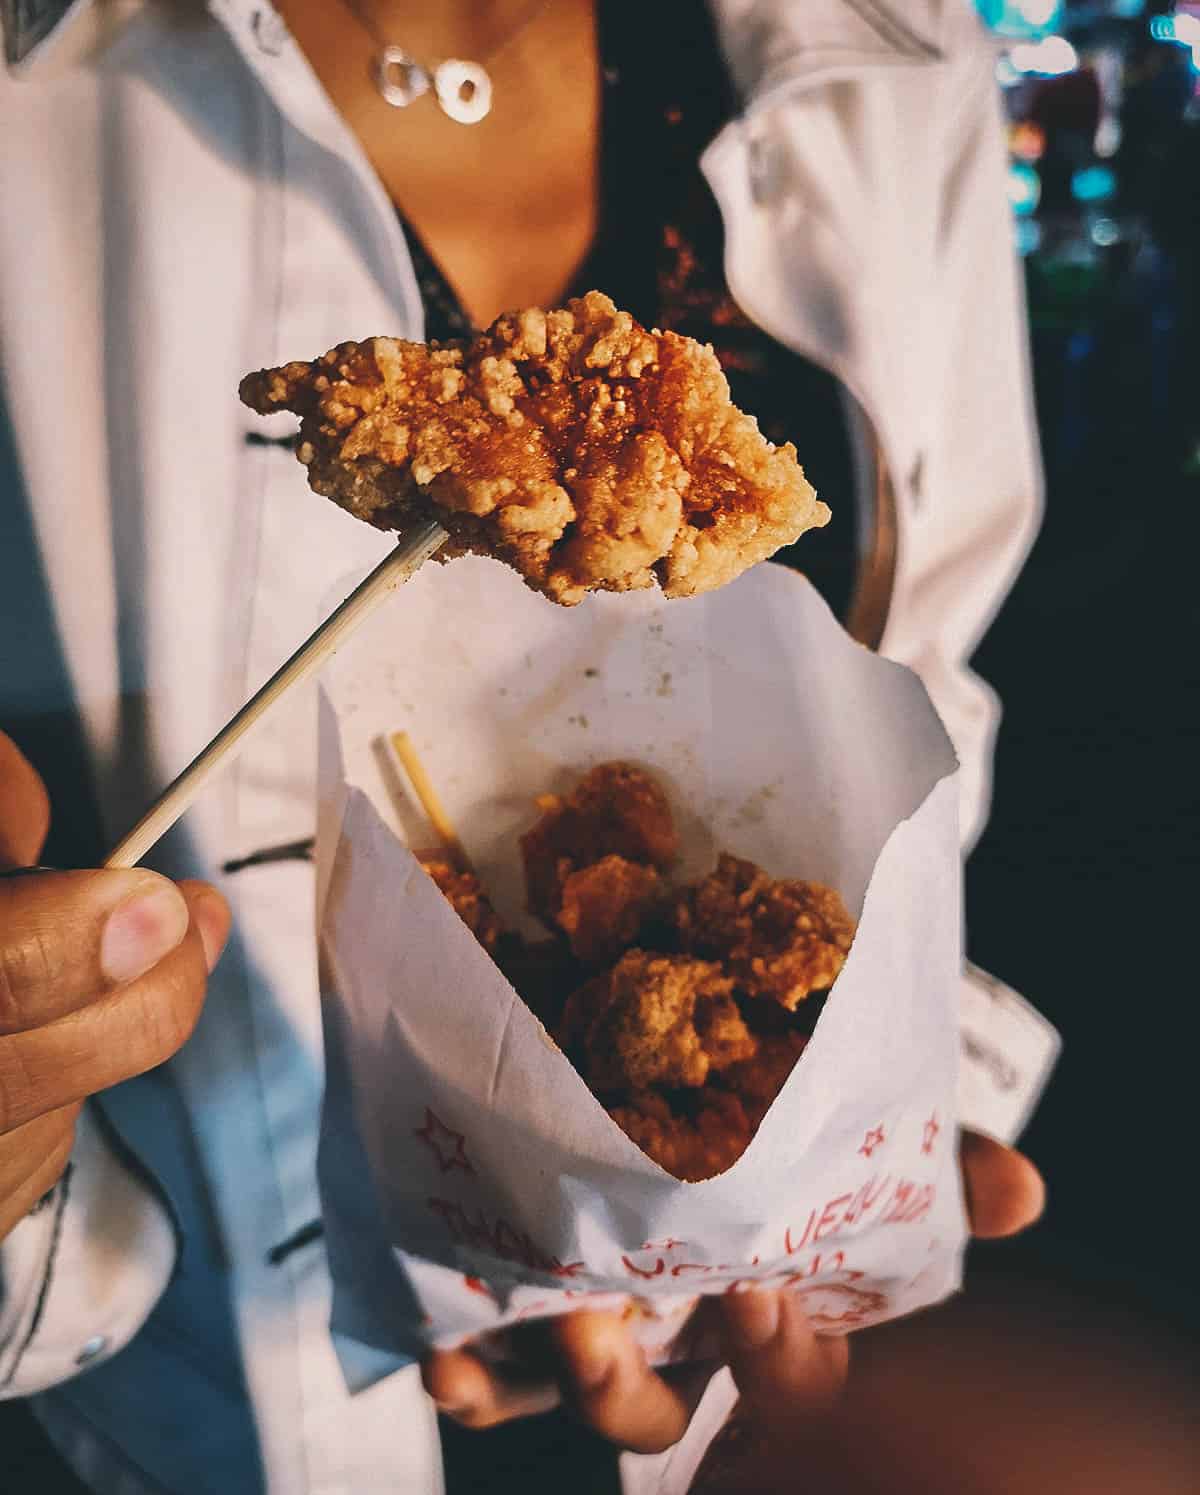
[315,557,967,1377]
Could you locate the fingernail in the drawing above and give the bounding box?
[191,890,228,974]
[726,1288,779,1349]
[100,880,190,985]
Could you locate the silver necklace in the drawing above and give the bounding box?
[346,0,556,125]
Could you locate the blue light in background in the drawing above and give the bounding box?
[996,53,1023,86]
[1149,9,1200,70]
[1008,161,1043,215]
[976,0,1065,38]
[1149,12,1200,44]
[1071,164,1117,202]
[1014,218,1044,255]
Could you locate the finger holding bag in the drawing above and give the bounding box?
[424,1127,1046,1457]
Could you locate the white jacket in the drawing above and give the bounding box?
[0,2,1051,1491]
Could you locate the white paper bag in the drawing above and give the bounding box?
[315,557,968,1370]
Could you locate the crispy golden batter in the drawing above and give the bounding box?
[673,853,855,1010]
[419,857,505,955]
[556,855,662,965]
[720,1031,810,1129]
[557,970,610,1056]
[414,764,852,1184]
[568,950,757,1093]
[238,292,828,604]
[610,1090,753,1182]
[520,762,678,925]
[696,988,763,1073]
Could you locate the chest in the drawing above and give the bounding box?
[272,0,601,328]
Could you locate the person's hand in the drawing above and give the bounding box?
[683,1129,1045,1491]
[0,732,231,1240]
[422,1127,1045,1453]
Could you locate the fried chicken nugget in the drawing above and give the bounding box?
[609,1090,753,1182]
[494,934,582,1032]
[674,853,855,1010]
[520,762,678,925]
[419,856,504,955]
[575,950,757,1093]
[719,1030,810,1129]
[557,855,662,965]
[557,970,610,1056]
[238,292,828,605]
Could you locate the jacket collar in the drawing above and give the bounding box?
[6,0,946,80]
[703,0,943,106]
[3,0,85,67]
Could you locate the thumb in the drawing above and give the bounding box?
[0,868,192,1032]
[720,1288,849,1423]
[0,734,50,870]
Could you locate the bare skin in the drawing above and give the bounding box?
[0,734,230,1241]
[423,1131,1046,1463]
[272,0,601,328]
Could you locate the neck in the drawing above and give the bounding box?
[354,0,541,54]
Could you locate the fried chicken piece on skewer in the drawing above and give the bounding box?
[673,853,856,1011]
[520,761,678,928]
[238,292,829,605]
[561,949,757,1093]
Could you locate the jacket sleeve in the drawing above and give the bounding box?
[0,1103,177,1397]
[887,43,1059,1136]
[879,42,1044,854]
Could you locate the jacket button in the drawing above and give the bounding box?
[75,1335,108,1366]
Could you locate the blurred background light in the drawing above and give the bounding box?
[996,53,1023,86]
[1149,7,1200,68]
[1008,160,1044,213]
[977,0,1066,38]
[1011,119,1048,159]
[1071,162,1117,201]
[1094,113,1122,155]
[1010,35,1080,74]
[971,5,1200,1383]
[1017,0,1064,28]
[1149,12,1200,45]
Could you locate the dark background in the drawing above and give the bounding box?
[965,0,1200,1338]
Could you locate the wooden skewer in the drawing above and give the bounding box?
[106,519,448,869]
[389,730,474,874]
